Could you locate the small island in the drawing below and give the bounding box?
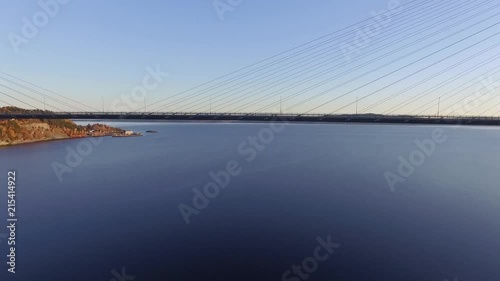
[0,106,139,147]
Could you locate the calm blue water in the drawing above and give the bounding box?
[0,122,500,281]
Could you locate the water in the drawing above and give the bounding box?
[0,122,499,281]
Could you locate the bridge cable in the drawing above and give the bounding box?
[0,76,87,112]
[327,29,500,115]
[301,16,500,114]
[361,51,500,114]
[0,71,100,112]
[0,83,65,112]
[137,0,429,112]
[0,90,40,110]
[173,0,461,113]
[366,43,500,115]
[412,64,500,115]
[183,0,475,113]
[440,80,500,116]
[234,0,496,113]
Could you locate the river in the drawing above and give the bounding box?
[0,122,499,281]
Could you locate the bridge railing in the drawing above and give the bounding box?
[3,111,500,120]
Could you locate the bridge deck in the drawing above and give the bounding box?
[1,112,500,126]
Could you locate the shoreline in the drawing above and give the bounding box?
[0,133,140,149]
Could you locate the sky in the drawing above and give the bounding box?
[1,0,500,115]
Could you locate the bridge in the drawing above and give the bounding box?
[2,1,500,126]
[2,111,500,126]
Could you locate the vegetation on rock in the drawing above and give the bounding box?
[0,107,126,146]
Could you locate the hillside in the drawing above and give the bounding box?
[0,106,128,146]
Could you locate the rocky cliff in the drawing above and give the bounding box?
[0,107,126,146]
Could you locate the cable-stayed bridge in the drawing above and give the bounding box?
[2,0,500,126]
[2,111,500,126]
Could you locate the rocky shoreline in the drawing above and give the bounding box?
[0,132,141,148]
[0,135,101,148]
[0,107,140,147]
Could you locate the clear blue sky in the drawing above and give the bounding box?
[1,0,499,115]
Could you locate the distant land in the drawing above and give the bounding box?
[0,107,131,147]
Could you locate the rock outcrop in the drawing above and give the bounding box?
[0,107,127,146]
